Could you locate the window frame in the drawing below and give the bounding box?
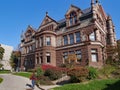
[91,49,98,62]
[46,52,51,63]
[46,36,51,46]
[75,32,81,43]
[76,50,82,63]
[63,35,68,45]
[69,34,74,44]
[69,11,77,26]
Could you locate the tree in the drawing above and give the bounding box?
[10,51,21,71]
[64,54,77,68]
[106,45,116,65]
[113,41,120,66]
[106,41,120,66]
[117,40,120,61]
[0,46,5,68]
[0,46,4,60]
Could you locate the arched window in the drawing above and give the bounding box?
[69,11,77,26]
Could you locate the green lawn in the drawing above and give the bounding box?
[53,79,120,90]
[0,77,3,83]
[0,70,11,74]
[13,72,32,78]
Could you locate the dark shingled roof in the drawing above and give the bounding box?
[57,7,92,28]
[82,8,91,14]
[57,18,66,24]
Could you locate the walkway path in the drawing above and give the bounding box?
[0,74,60,90]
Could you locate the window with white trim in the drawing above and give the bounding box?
[63,35,68,45]
[76,50,82,62]
[69,11,77,26]
[46,37,51,46]
[91,49,98,62]
[63,52,68,63]
[46,52,51,63]
[75,32,81,43]
[69,34,74,44]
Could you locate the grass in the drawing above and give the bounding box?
[0,70,11,74]
[53,79,120,90]
[13,72,32,78]
[0,77,3,83]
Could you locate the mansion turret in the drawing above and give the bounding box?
[20,0,116,70]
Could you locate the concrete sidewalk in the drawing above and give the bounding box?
[0,74,39,90]
[0,74,60,90]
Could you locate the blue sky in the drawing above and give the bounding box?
[0,0,120,49]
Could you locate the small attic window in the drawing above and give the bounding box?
[69,11,77,26]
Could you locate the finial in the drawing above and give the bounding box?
[46,12,48,16]
[96,0,99,3]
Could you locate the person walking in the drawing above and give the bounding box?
[30,71,37,89]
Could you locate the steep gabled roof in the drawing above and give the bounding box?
[39,13,58,27]
[25,25,36,36]
[99,5,107,20]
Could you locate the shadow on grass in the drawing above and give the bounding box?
[103,80,120,90]
[56,79,71,85]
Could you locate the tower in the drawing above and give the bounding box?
[91,0,97,20]
[107,15,116,46]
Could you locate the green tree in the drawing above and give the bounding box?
[64,54,77,68]
[116,40,120,62]
[0,46,4,60]
[0,46,5,68]
[106,41,120,67]
[10,51,21,70]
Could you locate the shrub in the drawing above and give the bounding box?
[36,67,44,77]
[0,77,3,83]
[36,75,54,85]
[41,64,55,71]
[87,67,98,80]
[42,64,68,73]
[99,65,116,78]
[0,64,3,68]
[112,68,120,79]
[44,68,62,80]
[59,64,67,68]
[67,67,89,82]
[27,69,35,72]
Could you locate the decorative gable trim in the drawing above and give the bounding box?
[40,14,58,27]
[25,25,36,36]
[65,4,82,16]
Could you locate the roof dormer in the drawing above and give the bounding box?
[25,25,36,36]
[65,5,82,27]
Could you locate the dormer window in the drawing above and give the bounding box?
[69,11,77,26]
